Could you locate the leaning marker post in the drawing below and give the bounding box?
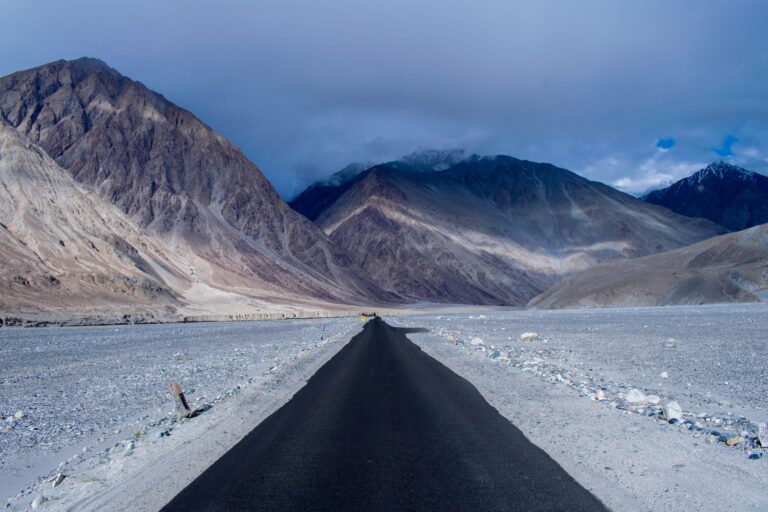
[169,381,193,418]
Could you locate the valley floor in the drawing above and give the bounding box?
[1,305,766,510]
[392,304,768,511]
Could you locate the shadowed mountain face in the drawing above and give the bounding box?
[0,119,188,316]
[292,156,724,305]
[0,58,390,306]
[529,224,768,309]
[643,162,768,232]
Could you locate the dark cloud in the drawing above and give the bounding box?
[1,0,767,197]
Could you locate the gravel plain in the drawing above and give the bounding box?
[392,303,768,511]
[0,317,360,505]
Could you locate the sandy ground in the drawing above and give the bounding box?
[1,319,362,511]
[391,304,768,511]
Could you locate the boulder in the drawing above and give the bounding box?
[469,337,484,346]
[646,395,661,405]
[520,332,539,341]
[626,389,647,403]
[758,423,767,448]
[662,401,683,421]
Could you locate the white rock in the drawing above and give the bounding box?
[645,395,661,405]
[594,389,606,401]
[758,423,767,448]
[520,332,539,341]
[51,473,66,488]
[662,401,683,421]
[660,371,669,379]
[14,410,24,420]
[626,388,647,403]
[31,495,47,509]
[469,337,484,346]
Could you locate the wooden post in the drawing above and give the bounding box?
[169,381,192,417]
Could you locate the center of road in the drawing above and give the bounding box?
[162,318,608,511]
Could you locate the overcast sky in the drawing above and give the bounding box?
[2,0,767,198]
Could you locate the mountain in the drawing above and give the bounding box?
[290,149,467,221]
[529,224,768,309]
[0,118,189,318]
[643,161,768,231]
[291,155,724,305]
[0,58,391,310]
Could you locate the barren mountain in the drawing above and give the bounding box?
[643,161,768,231]
[0,119,188,318]
[0,58,389,308]
[293,155,723,305]
[529,224,768,309]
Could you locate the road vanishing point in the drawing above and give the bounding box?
[162,318,608,511]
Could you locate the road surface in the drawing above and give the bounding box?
[162,318,607,511]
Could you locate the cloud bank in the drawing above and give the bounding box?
[1,0,766,197]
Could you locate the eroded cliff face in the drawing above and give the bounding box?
[0,118,189,316]
[0,58,391,307]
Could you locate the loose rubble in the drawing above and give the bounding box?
[1,317,359,505]
[392,309,768,461]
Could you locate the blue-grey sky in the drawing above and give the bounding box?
[2,0,767,198]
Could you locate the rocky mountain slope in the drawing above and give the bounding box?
[292,155,724,305]
[529,224,768,309]
[290,149,467,221]
[643,162,768,231]
[0,119,189,318]
[0,58,390,310]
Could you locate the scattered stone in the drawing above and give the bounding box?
[645,395,661,405]
[31,495,46,509]
[520,332,539,341]
[748,451,764,460]
[726,435,744,447]
[51,473,66,488]
[660,371,669,379]
[626,389,647,404]
[14,411,24,420]
[469,337,484,346]
[594,389,606,401]
[758,423,767,448]
[662,401,683,421]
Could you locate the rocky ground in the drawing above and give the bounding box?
[0,318,361,510]
[391,303,768,511]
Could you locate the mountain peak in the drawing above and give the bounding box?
[643,161,768,231]
[695,161,756,182]
[400,148,468,171]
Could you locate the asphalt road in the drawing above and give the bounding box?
[162,318,608,511]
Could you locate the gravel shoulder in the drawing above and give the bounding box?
[391,305,768,512]
[1,319,361,511]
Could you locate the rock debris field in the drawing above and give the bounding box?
[396,304,768,460]
[0,317,359,504]
[391,303,768,511]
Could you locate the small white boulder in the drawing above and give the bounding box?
[626,388,647,404]
[520,332,539,341]
[758,423,767,448]
[660,371,669,379]
[469,337,484,346]
[645,395,661,405]
[662,401,683,421]
[31,495,47,509]
[594,389,606,401]
[14,410,24,420]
